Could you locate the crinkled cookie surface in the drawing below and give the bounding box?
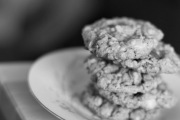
[82,18,164,62]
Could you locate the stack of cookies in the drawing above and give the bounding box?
[81,18,180,120]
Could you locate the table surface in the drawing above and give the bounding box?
[0,62,60,120]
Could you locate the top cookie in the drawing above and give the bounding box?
[82,17,164,62]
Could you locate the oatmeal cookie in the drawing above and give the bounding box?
[97,82,177,110]
[81,86,162,120]
[85,56,163,94]
[93,73,162,94]
[122,42,180,73]
[85,42,180,74]
[82,17,164,62]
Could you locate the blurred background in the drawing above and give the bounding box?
[0,0,179,61]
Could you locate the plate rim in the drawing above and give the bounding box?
[28,47,87,120]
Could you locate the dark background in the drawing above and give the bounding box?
[63,0,180,54]
[68,0,180,54]
[0,0,179,61]
[47,0,180,58]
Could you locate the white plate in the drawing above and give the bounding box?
[28,47,180,120]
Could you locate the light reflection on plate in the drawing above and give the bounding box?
[28,47,180,120]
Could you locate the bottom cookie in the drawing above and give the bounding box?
[81,87,162,120]
[96,82,176,110]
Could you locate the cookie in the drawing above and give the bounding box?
[82,17,164,62]
[81,85,162,120]
[97,82,177,110]
[122,42,180,73]
[85,42,180,74]
[85,56,163,94]
[93,74,162,94]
